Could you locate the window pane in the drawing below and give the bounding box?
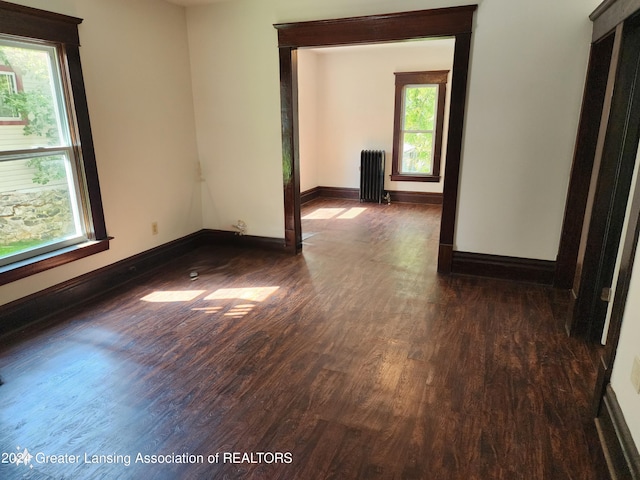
[401,132,433,174]
[0,41,68,151]
[0,153,84,265]
[403,85,437,131]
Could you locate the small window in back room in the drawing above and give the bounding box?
[390,70,449,182]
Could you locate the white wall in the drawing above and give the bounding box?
[186,0,284,238]
[298,39,454,194]
[187,0,599,261]
[297,49,319,193]
[456,0,600,260]
[0,0,200,306]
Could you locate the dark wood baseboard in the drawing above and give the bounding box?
[0,229,286,338]
[301,186,321,204]
[438,243,453,274]
[315,186,360,201]
[389,190,443,204]
[451,251,556,285]
[595,384,640,480]
[301,186,443,205]
[200,229,287,252]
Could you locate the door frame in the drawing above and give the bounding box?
[562,9,640,341]
[274,5,477,275]
[588,3,640,476]
[555,31,617,290]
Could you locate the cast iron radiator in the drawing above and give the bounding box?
[359,150,385,203]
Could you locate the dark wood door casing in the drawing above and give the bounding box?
[555,32,617,290]
[569,13,640,341]
[274,5,477,268]
[583,4,640,479]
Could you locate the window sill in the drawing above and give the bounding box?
[0,238,110,287]
[390,174,441,182]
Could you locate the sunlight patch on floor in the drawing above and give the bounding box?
[302,207,367,220]
[191,306,224,314]
[302,208,346,219]
[337,207,366,219]
[223,304,255,318]
[140,287,279,320]
[141,291,206,302]
[204,286,279,302]
[141,287,279,304]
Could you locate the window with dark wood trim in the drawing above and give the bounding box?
[0,1,109,286]
[391,70,448,182]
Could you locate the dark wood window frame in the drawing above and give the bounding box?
[391,70,448,182]
[274,5,476,274]
[0,1,109,287]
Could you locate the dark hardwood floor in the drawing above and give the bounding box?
[0,198,608,479]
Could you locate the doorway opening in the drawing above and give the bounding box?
[296,39,455,245]
[274,5,477,274]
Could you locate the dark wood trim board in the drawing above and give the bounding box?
[389,190,443,205]
[300,186,443,205]
[311,186,360,201]
[591,0,640,42]
[0,0,81,45]
[199,229,287,252]
[0,239,110,287]
[570,13,640,341]
[595,385,640,479]
[274,6,477,48]
[555,32,616,289]
[301,186,321,204]
[451,251,556,285]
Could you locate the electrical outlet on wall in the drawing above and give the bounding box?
[631,356,640,394]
